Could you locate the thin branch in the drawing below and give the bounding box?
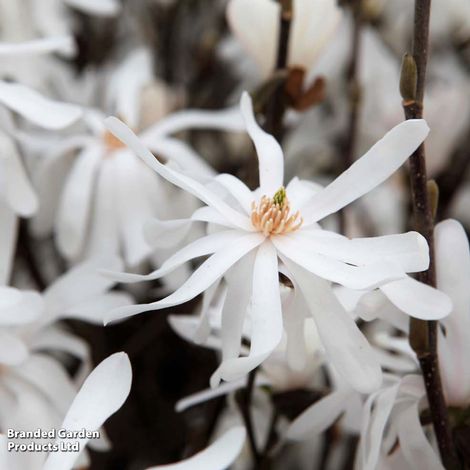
[339,0,364,235]
[236,368,261,465]
[401,1,460,468]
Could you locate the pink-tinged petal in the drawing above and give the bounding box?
[55,145,101,259]
[0,331,28,366]
[380,276,451,320]
[102,230,244,284]
[287,389,352,440]
[0,81,82,129]
[0,36,75,57]
[42,352,132,470]
[227,0,278,77]
[211,241,282,385]
[240,92,284,194]
[302,120,430,223]
[273,233,405,290]
[296,230,429,273]
[282,258,382,393]
[65,0,120,16]
[105,233,265,324]
[140,106,245,141]
[289,0,342,72]
[146,426,246,470]
[105,117,251,230]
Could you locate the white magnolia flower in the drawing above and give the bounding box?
[0,39,82,284]
[0,257,132,469]
[0,352,132,470]
[227,0,342,79]
[104,92,434,394]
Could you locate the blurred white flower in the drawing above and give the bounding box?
[104,92,432,393]
[227,0,342,79]
[0,351,132,470]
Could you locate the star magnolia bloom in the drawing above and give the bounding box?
[227,0,342,78]
[0,352,132,470]
[0,38,82,284]
[103,91,432,393]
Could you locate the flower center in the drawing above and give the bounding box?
[251,187,303,236]
[103,130,126,151]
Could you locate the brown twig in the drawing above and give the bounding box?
[401,1,460,468]
[263,0,292,140]
[236,368,261,465]
[339,0,364,235]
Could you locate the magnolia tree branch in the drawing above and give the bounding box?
[340,0,364,235]
[401,1,460,468]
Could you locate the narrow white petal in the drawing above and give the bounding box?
[102,231,243,284]
[287,389,351,440]
[44,256,123,319]
[0,331,28,366]
[0,81,82,129]
[380,276,451,320]
[144,218,193,248]
[140,106,245,141]
[105,233,264,324]
[302,120,430,223]
[55,145,101,258]
[297,230,429,273]
[212,241,283,384]
[213,173,254,214]
[146,426,246,470]
[396,402,444,470]
[0,202,17,284]
[240,92,284,194]
[105,117,251,230]
[42,353,131,470]
[65,0,120,16]
[274,234,405,290]
[283,258,382,393]
[0,36,75,57]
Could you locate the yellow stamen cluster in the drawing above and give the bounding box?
[103,130,126,151]
[251,187,303,237]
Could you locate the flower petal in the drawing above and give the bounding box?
[287,389,352,440]
[145,426,246,470]
[211,241,283,385]
[302,120,430,223]
[273,233,405,290]
[240,92,284,194]
[105,117,251,230]
[0,36,75,57]
[0,81,82,129]
[55,145,101,259]
[105,233,264,324]
[64,0,120,16]
[42,352,132,470]
[282,257,382,393]
[380,276,451,320]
